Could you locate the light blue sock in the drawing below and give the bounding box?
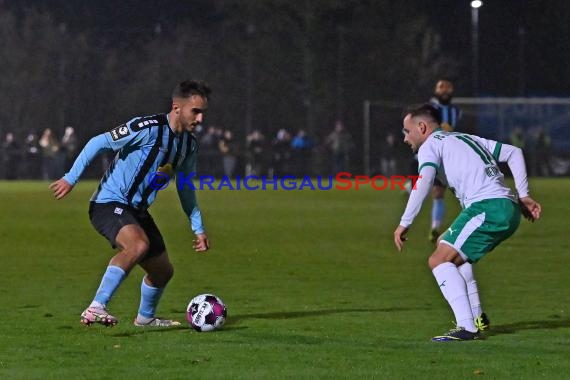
[93,265,126,306]
[431,198,445,230]
[137,278,165,318]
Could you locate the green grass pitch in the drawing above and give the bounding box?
[0,179,569,379]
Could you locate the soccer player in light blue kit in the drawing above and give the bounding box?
[394,104,541,341]
[50,80,211,327]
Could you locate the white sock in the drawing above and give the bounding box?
[432,262,477,332]
[458,262,483,317]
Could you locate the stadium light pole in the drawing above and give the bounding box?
[471,0,483,95]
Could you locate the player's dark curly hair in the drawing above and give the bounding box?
[173,80,212,100]
[403,103,442,125]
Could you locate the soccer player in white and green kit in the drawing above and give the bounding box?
[394,104,542,341]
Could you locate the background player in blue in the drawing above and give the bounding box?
[49,80,211,327]
[428,79,461,242]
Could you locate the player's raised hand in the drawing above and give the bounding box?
[193,233,210,252]
[394,225,409,252]
[519,196,542,222]
[49,178,74,200]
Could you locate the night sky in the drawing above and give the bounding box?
[5,0,570,97]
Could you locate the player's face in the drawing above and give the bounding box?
[173,95,208,133]
[402,115,424,153]
[434,80,453,101]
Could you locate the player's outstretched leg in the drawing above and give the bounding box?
[80,224,152,327]
[80,265,126,326]
[133,252,181,327]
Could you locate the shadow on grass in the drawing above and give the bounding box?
[108,306,426,337]
[110,324,249,337]
[486,316,570,337]
[226,306,427,326]
[111,325,188,337]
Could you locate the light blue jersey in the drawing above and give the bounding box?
[429,97,461,131]
[63,113,205,233]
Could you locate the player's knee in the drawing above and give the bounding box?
[129,239,150,259]
[428,254,445,270]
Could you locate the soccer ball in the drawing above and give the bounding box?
[186,294,227,332]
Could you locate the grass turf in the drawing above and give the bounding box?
[0,179,568,379]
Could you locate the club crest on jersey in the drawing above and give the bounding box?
[110,125,130,141]
[485,165,500,178]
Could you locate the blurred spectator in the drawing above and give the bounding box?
[291,129,314,177]
[246,129,266,176]
[379,132,398,176]
[532,126,552,177]
[199,126,220,176]
[270,128,292,176]
[2,132,21,180]
[218,129,238,178]
[23,131,41,179]
[509,127,525,150]
[61,126,78,168]
[509,126,527,174]
[324,120,354,174]
[39,128,60,180]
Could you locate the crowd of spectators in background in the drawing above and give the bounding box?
[509,126,554,177]
[179,121,359,179]
[1,127,77,180]
[0,121,557,181]
[2,123,357,180]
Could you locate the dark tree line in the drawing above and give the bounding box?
[0,1,458,153]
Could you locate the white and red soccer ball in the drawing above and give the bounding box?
[186,294,227,332]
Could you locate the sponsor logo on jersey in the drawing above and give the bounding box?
[110,124,130,141]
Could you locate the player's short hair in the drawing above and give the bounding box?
[173,80,212,100]
[403,103,442,125]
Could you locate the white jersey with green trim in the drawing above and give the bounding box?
[417,130,517,208]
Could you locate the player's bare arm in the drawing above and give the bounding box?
[394,225,409,252]
[519,196,542,222]
[49,178,74,200]
[193,233,210,252]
